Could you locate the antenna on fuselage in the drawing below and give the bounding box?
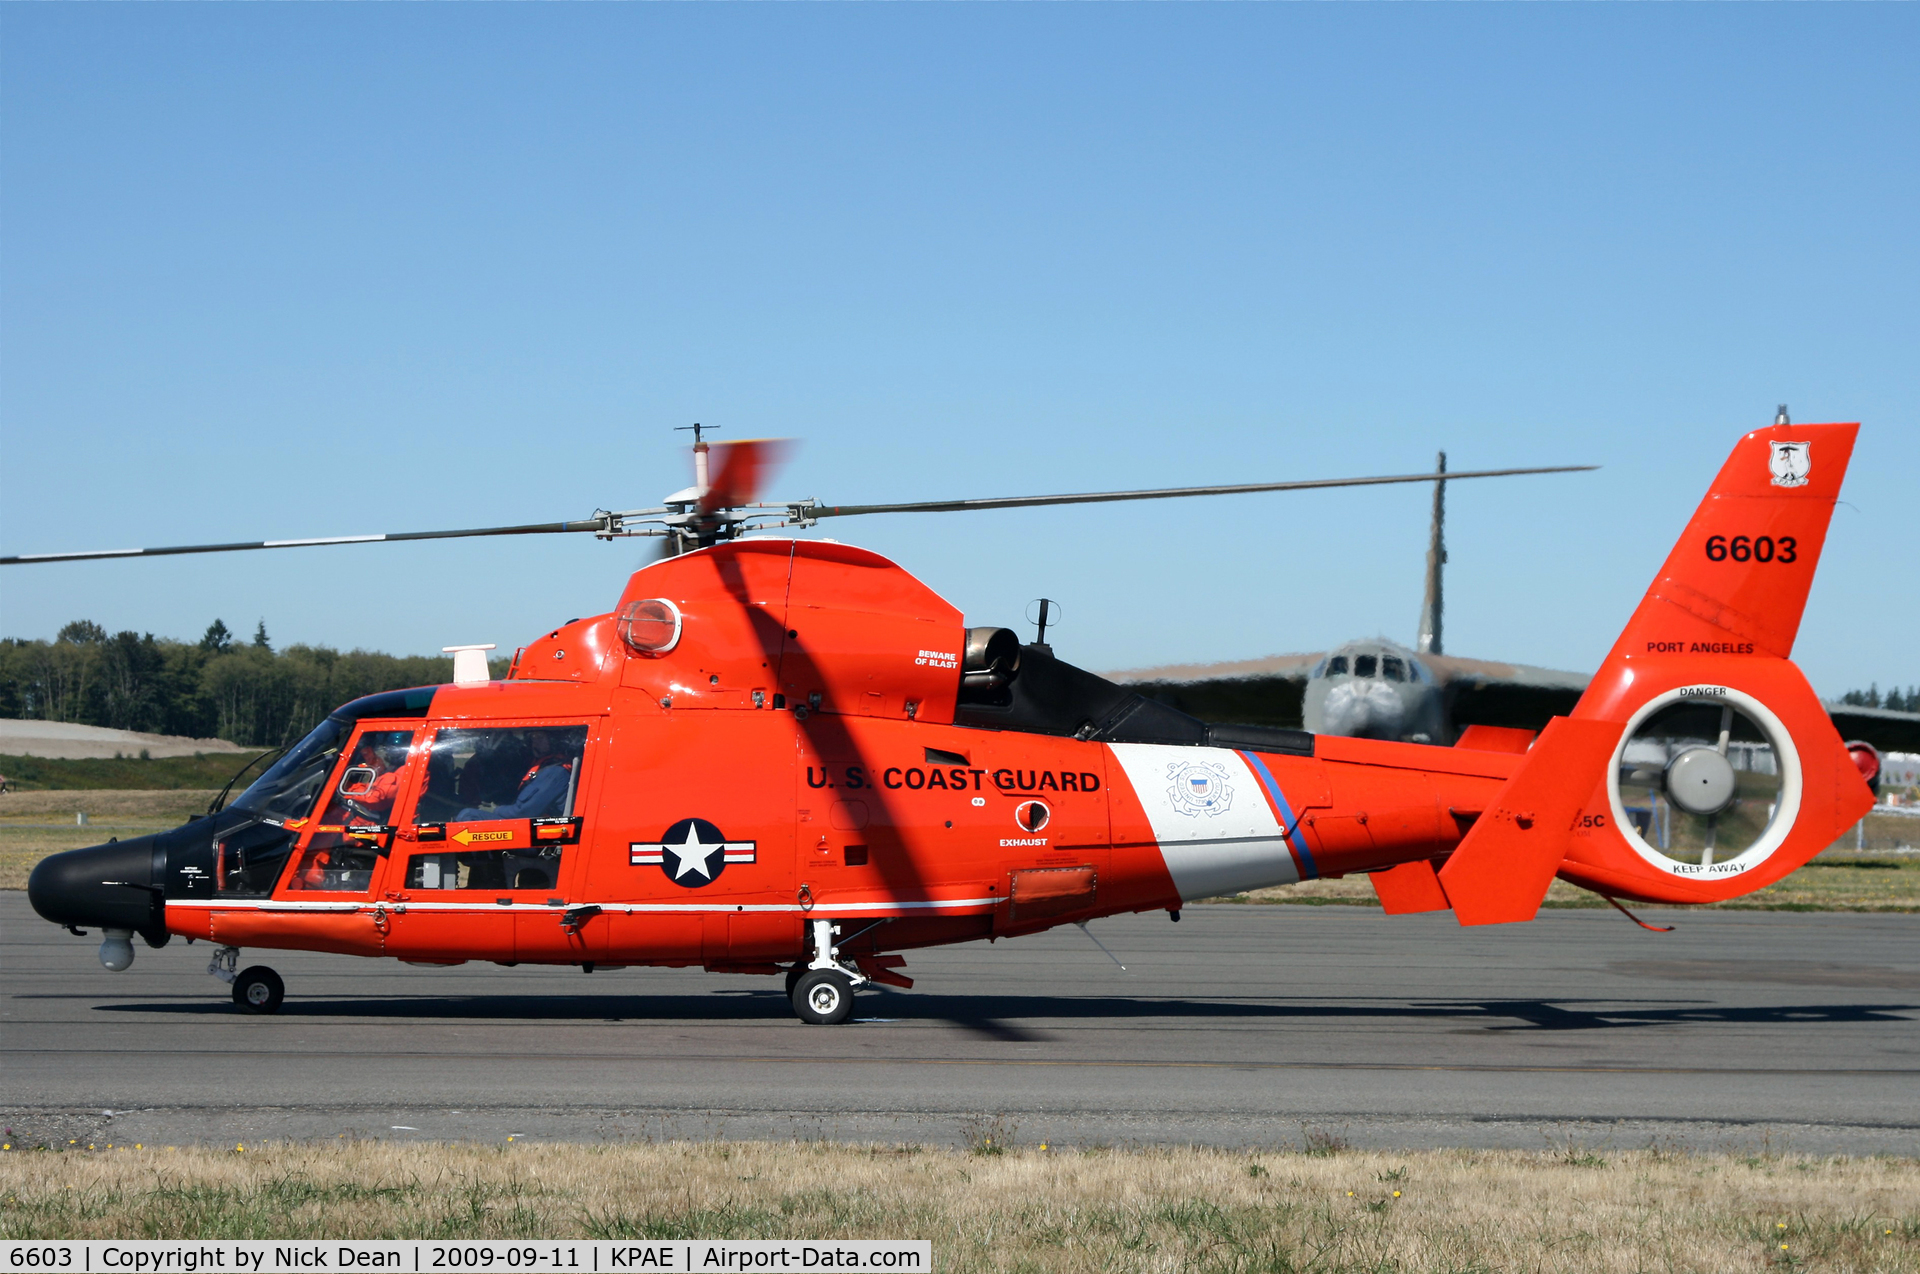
[1029,598,1058,654]
[1417,450,1446,655]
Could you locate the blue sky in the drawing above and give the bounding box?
[2,5,1914,696]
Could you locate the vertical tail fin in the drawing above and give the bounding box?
[1601,423,1857,664]
[1439,422,1874,922]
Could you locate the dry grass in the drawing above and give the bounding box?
[2,1141,1916,1271]
[1212,855,1920,913]
[0,789,220,820]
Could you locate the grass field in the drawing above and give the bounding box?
[0,752,263,791]
[2,1141,1916,1271]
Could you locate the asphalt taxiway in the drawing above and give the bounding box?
[4,891,1916,1154]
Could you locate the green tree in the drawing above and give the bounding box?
[29,623,106,721]
[58,620,107,645]
[98,631,166,732]
[200,619,233,654]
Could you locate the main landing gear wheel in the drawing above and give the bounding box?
[232,966,285,1014]
[792,969,855,1025]
[785,964,806,1000]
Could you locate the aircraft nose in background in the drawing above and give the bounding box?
[27,835,166,935]
[1321,678,1408,739]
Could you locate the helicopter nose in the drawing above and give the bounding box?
[28,834,167,941]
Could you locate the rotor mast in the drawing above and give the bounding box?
[663,423,722,557]
[678,422,716,493]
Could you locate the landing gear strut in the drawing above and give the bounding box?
[789,919,865,1025]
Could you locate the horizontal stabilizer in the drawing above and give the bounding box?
[1453,725,1536,754]
[1439,716,1621,925]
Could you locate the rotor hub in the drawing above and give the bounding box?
[1664,746,1737,816]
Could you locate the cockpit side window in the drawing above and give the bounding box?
[1310,659,1327,679]
[1354,654,1378,678]
[1326,655,1349,676]
[283,727,418,895]
[1382,656,1405,682]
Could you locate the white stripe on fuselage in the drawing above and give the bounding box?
[163,896,1000,915]
[1107,743,1299,901]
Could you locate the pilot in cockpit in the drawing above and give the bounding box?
[339,735,410,824]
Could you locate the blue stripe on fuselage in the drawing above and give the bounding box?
[1238,749,1318,881]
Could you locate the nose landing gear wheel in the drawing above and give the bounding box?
[792,968,855,1025]
[232,966,285,1014]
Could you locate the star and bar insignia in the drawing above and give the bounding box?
[630,818,756,887]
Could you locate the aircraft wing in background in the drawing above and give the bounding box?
[1104,652,1322,731]
[1821,703,1920,753]
[1107,646,1920,753]
[1421,653,1588,733]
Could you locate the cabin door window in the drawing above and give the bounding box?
[404,724,590,893]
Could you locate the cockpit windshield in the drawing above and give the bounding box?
[229,716,350,824]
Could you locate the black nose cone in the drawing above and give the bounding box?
[28,835,166,934]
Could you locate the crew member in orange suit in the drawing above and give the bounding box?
[294,737,409,889]
[341,736,410,823]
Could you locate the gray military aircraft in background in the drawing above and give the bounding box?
[1109,435,1920,758]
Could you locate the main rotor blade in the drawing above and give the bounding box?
[802,464,1597,519]
[0,517,619,566]
[699,438,796,515]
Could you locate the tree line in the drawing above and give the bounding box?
[1840,685,1919,713]
[0,619,505,749]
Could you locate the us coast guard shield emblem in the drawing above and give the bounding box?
[1769,441,1811,488]
[1166,761,1234,817]
[630,818,756,887]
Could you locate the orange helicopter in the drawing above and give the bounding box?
[18,422,1872,1024]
